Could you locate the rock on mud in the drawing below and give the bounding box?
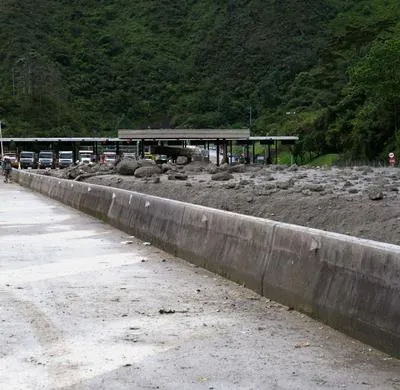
[211,172,234,181]
[117,159,139,175]
[134,166,162,178]
[367,185,384,200]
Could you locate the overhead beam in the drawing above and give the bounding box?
[118,128,250,140]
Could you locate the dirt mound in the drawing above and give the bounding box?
[43,162,400,246]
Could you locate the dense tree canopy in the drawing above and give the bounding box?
[1,0,400,160]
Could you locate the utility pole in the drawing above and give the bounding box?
[249,106,252,128]
[0,121,3,158]
[12,68,15,96]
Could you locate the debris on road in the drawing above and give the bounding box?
[295,341,311,348]
[159,308,176,314]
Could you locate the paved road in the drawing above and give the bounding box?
[0,181,399,390]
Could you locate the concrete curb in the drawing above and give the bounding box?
[13,170,400,356]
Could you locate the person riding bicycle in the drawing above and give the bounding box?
[3,156,12,183]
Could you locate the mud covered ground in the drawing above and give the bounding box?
[48,161,400,246]
[3,181,400,389]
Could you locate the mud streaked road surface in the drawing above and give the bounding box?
[0,182,398,390]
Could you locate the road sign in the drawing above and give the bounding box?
[388,152,396,166]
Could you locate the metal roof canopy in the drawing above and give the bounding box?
[0,137,121,142]
[118,129,250,140]
[249,136,299,141]
[0,135,297,143]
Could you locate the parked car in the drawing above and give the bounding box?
[38,151,55,169]
[155,154,168,164]
[58,151,74,168]
[19,151,38,169]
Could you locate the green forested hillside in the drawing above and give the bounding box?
[1,0,400,160]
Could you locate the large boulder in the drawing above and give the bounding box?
[367,185,384,200]
[67,166,85,179]
[98,163,113,172]
[134,165,162,178]
[116,159,139,175]
[301,183,326,192]
[184,161,206,173]
[228,164,245,173]
[161,163,174,173]
[138,158,156,167]
[211,171,234,181]
[176,155,189,165]
[206,164,219,174]
[168,173,188,180]
[217,163,230,171]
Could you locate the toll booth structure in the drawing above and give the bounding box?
[118,128,251,166]
[118,129,298,166]
[248,136,299,165]
[0,134,298,167]
[0,137,136,163]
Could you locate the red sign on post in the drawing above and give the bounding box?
[388,152,396,167]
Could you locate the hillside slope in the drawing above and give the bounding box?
[0,0,399,160]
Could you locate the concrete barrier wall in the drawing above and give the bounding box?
[13,170,400,356]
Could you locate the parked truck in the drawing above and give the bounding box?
[38,151,55,169]
[19,151,38,169]
[57,151,74,168]
[78,149,94,164]
[3,152,19,168]
[102,151,117,166]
